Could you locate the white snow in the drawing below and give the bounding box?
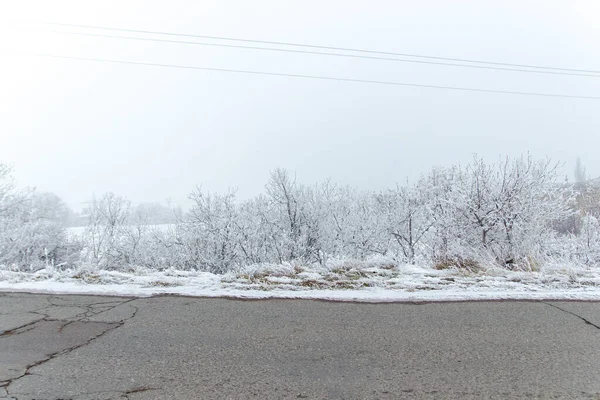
[1,262,599,302]
[66,223,174,240]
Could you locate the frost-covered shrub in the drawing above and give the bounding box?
[557,215,600,266]
[422,156,574,269]
[174,189,240,273]
[0,165,69,270]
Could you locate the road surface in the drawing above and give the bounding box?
[1,293,599,399]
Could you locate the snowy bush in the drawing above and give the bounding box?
[425,156,575,269]
[0,165,69,269]
[175,188,240,273]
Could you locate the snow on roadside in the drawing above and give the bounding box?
[1,261,599,302]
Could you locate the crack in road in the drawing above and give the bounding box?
[1,296,139,399]
[3,387,163,400]
[542,302,600,331]
[123,387,162,400]
[0,321,43,337]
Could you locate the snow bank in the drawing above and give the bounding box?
[1,262,599,302]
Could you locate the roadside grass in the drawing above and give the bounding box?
[3,257,599,296]
[228,261,434,291]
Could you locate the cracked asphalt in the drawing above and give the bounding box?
[1,294,599,399]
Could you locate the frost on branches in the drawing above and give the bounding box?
[1,155,599,275]
[0,165,69,270]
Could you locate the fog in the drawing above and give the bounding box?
[1,0,599,211]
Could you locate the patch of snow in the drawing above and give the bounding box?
[1,262,599,302]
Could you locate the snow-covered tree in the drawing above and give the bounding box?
[374,183,436,263]
[575,157,587,183]
[83,192,131,267]
[0,164,70,269]
[427,155,574,268]
[177,188,240,273]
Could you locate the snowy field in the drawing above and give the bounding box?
[2,261,599,302]
[65,224,174,240]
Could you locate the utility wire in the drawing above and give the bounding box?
[45,30,600,78]
[15,53,600,100]
[40,22,600,75]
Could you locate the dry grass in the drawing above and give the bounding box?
[434,257,481,272]
[149,280,180,287]
[71,272,101,284]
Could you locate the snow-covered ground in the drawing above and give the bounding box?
[66,224,174,240]
[1,261,599,302]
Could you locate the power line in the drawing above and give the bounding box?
[40,22,600,75]
[44,30,600,79]
[15,53,600,100]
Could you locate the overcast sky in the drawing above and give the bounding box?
[1,0,599,210]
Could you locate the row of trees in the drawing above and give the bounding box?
[1,155,599,273]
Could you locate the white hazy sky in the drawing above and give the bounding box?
[1,0,599,210]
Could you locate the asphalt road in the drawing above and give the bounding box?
[1,293,599,399]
